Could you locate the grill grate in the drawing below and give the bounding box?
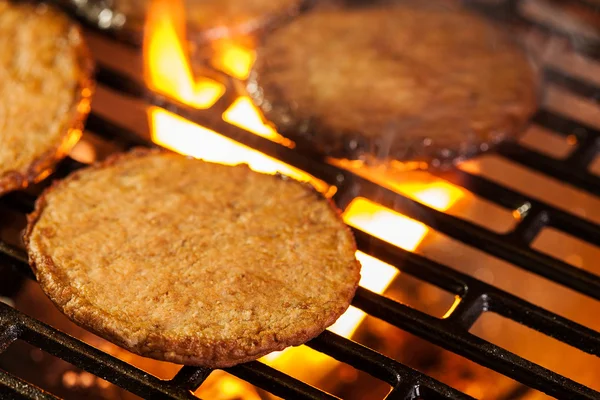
[1,0,600,398]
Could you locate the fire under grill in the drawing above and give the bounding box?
[1,0,600,399]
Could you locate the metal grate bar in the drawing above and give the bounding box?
[352,287,599,400]
[435,168,600,246]
[0,303,198,400]
[544,68,600,102]
[353,178,600,300]
[307,331,474,400]
[497,141,600,195]
[533,109,600,139]
[352,229,600,355]
[565,134,600,170]
[0,370,59,400]
[85,113,154,149]
[383,385,417,400]
[0,321,19,354]
[169,366,211,392]
[227,362,339,400]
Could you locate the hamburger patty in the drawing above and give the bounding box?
[25,149,361,368]
[0,1,94,194]
[248,2,540,167]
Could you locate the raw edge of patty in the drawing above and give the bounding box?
[0,2,95,195]
[24,147,361,368]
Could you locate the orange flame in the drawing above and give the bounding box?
[143,0,224,108]
[223,96,295,147]
[211,40,256,80]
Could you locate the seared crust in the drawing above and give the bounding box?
[0,1,94,195]
[25,149,360,368]
[248,2,540,167]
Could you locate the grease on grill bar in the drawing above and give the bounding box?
[1,0,600,399]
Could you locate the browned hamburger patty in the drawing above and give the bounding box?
[248,2,541,167]
[0,2,94,194]
[25,149,361,368]
[80,0,303,42]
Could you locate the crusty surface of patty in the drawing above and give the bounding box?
[248,2,540,167]
[105,0,302,40]
[25,149,361,368]
[0,2,93,194]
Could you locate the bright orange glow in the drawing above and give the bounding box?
[149,107,332,196]
[398,181,464,212]
[195,371,262,400]
[211,41,256,80]
[328,252,399,337]
[329,160,465,212]
[143,0,224,108]
[344,198,429,252]
[223,96,295,148]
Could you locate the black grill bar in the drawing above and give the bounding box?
[565,134,600,170]
[352,288,599,400]
[544,68,600,103]
[85,113,154,149]
[352,229,600,355]
[227,362,339,400]
[306,331,474,400]
[354,178,600,300]
[169,366,211,392]
[0,303,199,400]
[533,109,600,139]
[0,370,59,400]
[497,142,600,195]
[434,169,600,246]
[0,243,34,281]
[468,0,600,60]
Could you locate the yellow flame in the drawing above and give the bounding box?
[328,252,399,338]
[143,0,224,108]
[223,96,295,148]
[396,181,464,212]
[149,107,332,196]
[330,160,464,213]
[344,198,428,252]
[211,41,256,80]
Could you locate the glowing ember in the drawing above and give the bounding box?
[144,0,224,108]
